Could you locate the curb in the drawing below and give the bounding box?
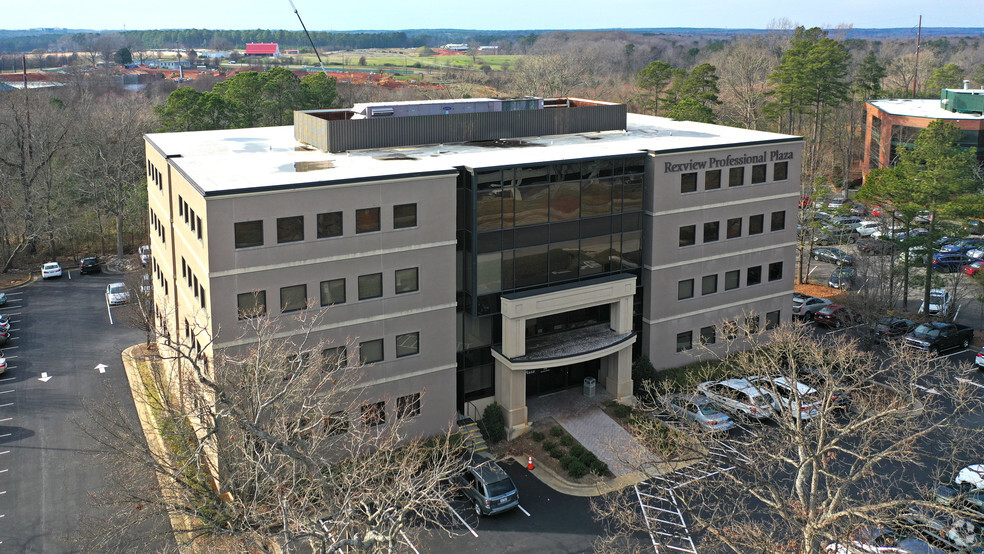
[0,273,37,291]
[508,454,699,497]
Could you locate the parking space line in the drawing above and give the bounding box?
[0,418,10,423]
[0,451,8,455]
[441,500,477,538]
[0,403,12,408]
[0,434,9,439]
[517,504,531,517]
[0,390,13,395]
[957,377,984,390]
[633,485,659,550]
[0,378,13,382]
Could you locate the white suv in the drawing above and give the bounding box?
[854,221,882,237]
[749,376,823,420]
[697,379,778,420]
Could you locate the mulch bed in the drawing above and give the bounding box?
[503,416,611,485]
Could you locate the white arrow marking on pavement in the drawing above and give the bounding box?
[38,372,52,382]
[913,383,940,395]
[957,377,984,390]
[95,363,108,374]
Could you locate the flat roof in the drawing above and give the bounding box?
[145,113,799,197]
[868,97,984,120]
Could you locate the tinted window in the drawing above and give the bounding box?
[356,207,380,233]
[395,267,418,294]
[317,211,342,238]
[704,221,719,242]
[729,167,744,187]
[234,220,263,248]
[358,273,382,300]
[681,172,697,193]
[394,203,417,228]
[277,216,304,243]
[751,164,767,184]
[280,284,307,312]
[320,278,345,306]
[237,291,266,318]
[705,169,721,190]
[680,225,696,247]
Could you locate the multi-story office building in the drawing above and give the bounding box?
[145,97,801,439]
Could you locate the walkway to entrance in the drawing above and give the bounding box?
[527,388,659,478]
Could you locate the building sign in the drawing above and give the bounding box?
[663,149,794,173]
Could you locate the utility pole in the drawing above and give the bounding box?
[912,15,922,99]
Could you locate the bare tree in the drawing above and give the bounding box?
[595,323,984,553]
[509,53,592,98]
[80,307,469,552]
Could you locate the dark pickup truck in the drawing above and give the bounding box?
[904,322,974,355]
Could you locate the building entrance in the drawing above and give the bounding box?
[526,359,599,397]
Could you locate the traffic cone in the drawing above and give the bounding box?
[527,455,534,470]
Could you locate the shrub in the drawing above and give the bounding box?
[613,403,633,419]
[566,459,589,479]
[482,402,506,443]
[549,425,565,437]
[570,444,586,458]
[560,455,577,470]
[530,431,545,442]
[542,440,556,451]
[579,451,598,465]
[559,434,574,447]
[589,459,609,476]
[549,446,565,459]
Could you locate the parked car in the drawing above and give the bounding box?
[0,292,6,306]
[814,305,861,329]
[857,239,896,256]
[977,347,984,370]
[904,322,974,355]
[870,205,885,217]
[105,282,130,306]
[453,452,520,516]
[141,274,152,295]
[696,379,779,420]
[854,221,883,237]
[41,261,62,279]
[813,247,854,266]
[793,293,832,320]
[940,238,984,255]
[79,256,101,274]
[967,248,984,260]
[870,317,916,341]
[899,246,932,265]
[965,261,984,276]
[955,464,984,491]
[912,211,934,224]
[0,352,6,375]
[917,289,953,317]
[748,376,823,420]
[0,314,9,332]
[825,527,947,554]
[816,226,859,245]
[827,196,848,210]
[828,267,858,290]
[0,330,9,346]
[794,368,853,408]
[660,393,735,432]
[850,203,868,217]
[932,253,973,273]
[138,245,151,266]
[965,219,984,236]
[898,504,984,552]
[935,483,984,522]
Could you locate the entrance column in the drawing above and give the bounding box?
[606,348,635,405]
[495,360,529,439]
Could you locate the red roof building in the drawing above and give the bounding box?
[245,43,281,57]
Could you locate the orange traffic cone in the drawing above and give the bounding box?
[527,455,534,470]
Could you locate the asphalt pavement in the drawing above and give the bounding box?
[0,270,169,551]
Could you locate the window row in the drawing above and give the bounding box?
[236,267,419,318]
[677,262,783,300]
[675,310,782,352]
[152,256,170,297]
[679,161,788,193]
[358,393,422,429]
[181,257,207,310]
[177,196,203,241]
[234,204,417,249]
[679,211,785,247]
[150,209,166,245]
[147,160,163,191]
[472,158,646,191]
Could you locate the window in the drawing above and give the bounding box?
[751,164,767,184]
[749,214,764,235]
[178,196,184,217]
[358,273,383,300]
[189,209,196,231]
[196,216,203,240]
[725,270,740,291]
[729,166,744,187]
[705,169,721,190]
[237,291,266,319]
[234,220,264,248]
[724,320,739,340]
[765,310,781,330]
[320,278,345,306]
[679,225,696,247]
[322,346,346,371]
[774,161,789,181]
[393,203,417,228]
[317,211,342,238]
[771,210,786,231]
[676,331,693,352]
[397,393,421,419]
[746,315,760,333]
[703,221,719,243]
[747,265,762,286]
[277,216,304,243]
[359,339,384,364]
[702,274,718,295]
[678,279,694,300]
[356,207,380,233]
[396,332,419,358]
[280,284,307,313]
[700,326,716,345]
[768,261,783,281]
[395,267,418,294]
[325,411,349,435]
[727,217,742,239]
[286,352,310,372]
[361,401,385,427]
[681,172,697,193]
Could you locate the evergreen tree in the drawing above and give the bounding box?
[636,60,672,115]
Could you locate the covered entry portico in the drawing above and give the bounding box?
[492,276,637,439]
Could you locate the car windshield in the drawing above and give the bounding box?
[930,294,945,303]
[44,263,57,269]
[485,477,515,497]
[913,324,940,337]
[818,306,835,315]
[109,285,125,294]
[698,402,722,415]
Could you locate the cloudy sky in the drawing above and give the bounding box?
[3,0,981,31]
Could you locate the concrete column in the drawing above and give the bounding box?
[500,315,526,358]
[495,359,529,438]
[607,347,636,405]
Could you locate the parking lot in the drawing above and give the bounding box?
[0,269,169,551]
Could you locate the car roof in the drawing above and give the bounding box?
[713,378,768,395]
[957,464,984,489]
[767,376,817,395]
[108,282,126,288]
[43,262,59,267]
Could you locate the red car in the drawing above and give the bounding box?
[964,261,984,276]
[814,305,861,329]
[870,205,883,217]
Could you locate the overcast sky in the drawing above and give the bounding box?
[4,0,981,31]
